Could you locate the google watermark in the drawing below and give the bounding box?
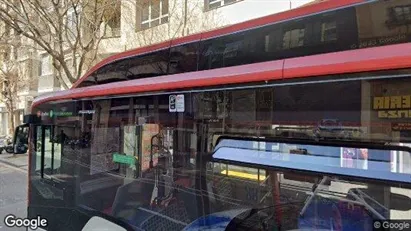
[4,214,48,230]
[374,220,411,231]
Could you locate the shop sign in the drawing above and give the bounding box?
[373,95,411,119]
[392,122,411,131]
[355,34,407,49]
[112,153,137,166]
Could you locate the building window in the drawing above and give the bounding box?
[387,5,411,27]
[12,46,17,60]
[321,21,337,42]
[39,54,52,76]
[67,7,79,37]
[205,0,241,11]
[283,28,305,49]
[102,1,121,38]
[139,0,169,30]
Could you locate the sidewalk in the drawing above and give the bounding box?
[0,153,28,171]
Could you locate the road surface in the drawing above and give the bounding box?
[0,163,27,231]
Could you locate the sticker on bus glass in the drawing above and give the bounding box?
[169,95,176,112]
[176,94,185,112]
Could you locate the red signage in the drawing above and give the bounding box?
[392,122,411,131]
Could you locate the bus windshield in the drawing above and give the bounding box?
[26,82,411,230]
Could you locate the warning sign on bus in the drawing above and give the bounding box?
[169,95,176,112]
[169,94,185,112]
[176,94,185,112]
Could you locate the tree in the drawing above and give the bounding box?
[0,62,17,136]
[0,0,224,89]
[0,0,121,89]
[0,50,34,136]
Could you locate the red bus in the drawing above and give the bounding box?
[12,0,411,230]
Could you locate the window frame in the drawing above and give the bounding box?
[66,7,80,38]
[138,0,169,31]
[282,27,306,49]
[204,0,243,11]
[320,20,337,42]
[39,54,53,77]
[102,1,122,38]
[387,4,411,27]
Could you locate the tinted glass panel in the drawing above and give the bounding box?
[272,81,361,123]
[76,1,411,89]
[77,49,170,87]
[30,72,411,230]
[169,43,199,74]
[198,32,246,71]
[357,0,411,49]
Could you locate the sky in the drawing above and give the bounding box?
[219,0,317,24]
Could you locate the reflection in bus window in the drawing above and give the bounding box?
[25,1,411,229]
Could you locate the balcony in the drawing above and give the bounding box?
[38,74,60,93]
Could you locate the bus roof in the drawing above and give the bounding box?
[32,42,411,110]
[71,0,364,89]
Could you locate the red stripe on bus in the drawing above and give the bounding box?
[171,33,202,46]
[71,0,363,89]
[32,43,411,109]
[284,43,411,78]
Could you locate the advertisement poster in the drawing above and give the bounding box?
[340,148,368,170]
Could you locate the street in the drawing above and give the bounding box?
[0,163,27,231]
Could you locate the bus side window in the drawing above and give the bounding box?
[198,33,246,71]
[35,126,42,172]
[169,43,199,74]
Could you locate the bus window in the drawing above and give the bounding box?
[78,49,170,87]
[35,126,42,172]
[169,43,199,74]
[198,32,246,71]
[43,126,53,175]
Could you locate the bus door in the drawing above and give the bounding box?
[29,124,77,230]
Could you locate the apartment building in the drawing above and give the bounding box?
[0,0,314,135]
